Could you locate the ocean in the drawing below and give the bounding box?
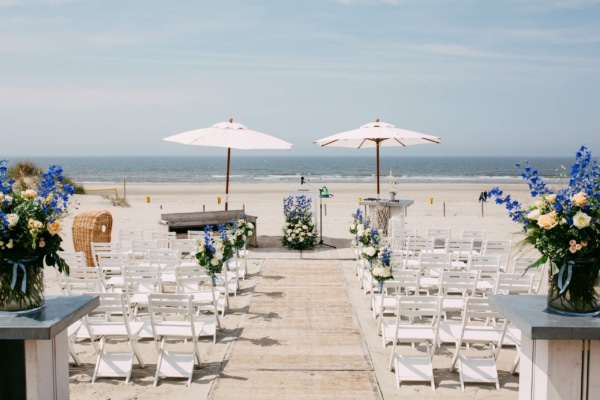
[8,155,576,185]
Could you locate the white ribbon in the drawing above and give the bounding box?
[8,259,30,292]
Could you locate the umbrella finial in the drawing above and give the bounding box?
[229,118,233,123]
[375,118,380,122]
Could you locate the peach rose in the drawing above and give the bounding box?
[545,193,557,203]
[571,192,587,207]
[527,209,542,221]
[22,189,37,199]
[47,221,61,235]
[537,212,558,230]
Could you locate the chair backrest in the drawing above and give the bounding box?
[57,251,88,269]
[147,249,182,267]
[438,270,478,297]
[493,273,534,295]
[64,266,103,294]
[512,257,547,294]
[395,295,442,325]
[96,252,133,276]
[170,238,199,258]
[118,228,144,250]
[419,252,452,276]
[150,231,177,248]
[86,292,136,336]
[482,240,512,269]
[425,228,451,248]
[444,238,475,262]
[460,230,486,251]
[130,239,159,259]
[467,255,501,276]
[123,265,162,294]
[388,270,421,295]
[175,265,211,293]
[147,293,197,339]
[459,297,507,340]
[90,242,122,267]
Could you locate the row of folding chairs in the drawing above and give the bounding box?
[377,295,511,391]
[69,291,213,386]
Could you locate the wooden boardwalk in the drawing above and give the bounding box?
[209,259,381,399]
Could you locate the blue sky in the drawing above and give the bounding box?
[1,0,599,158]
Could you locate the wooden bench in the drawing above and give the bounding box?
[159,210,258,247]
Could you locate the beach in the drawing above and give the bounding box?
[55,182,533,399]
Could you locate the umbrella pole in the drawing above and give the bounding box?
[225,148,231,211]
[376,142,380,196]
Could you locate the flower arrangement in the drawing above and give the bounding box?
[389,188,397,195]
[195,225,234,276]
[359,227,381,262]
[230,214,254,250]
[0,160,74,311]
[282,195,317,250]
[370,245,394,282]
[489,146,600,314]
[349,208,369,242]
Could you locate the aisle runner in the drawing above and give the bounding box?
[210,259,380,399]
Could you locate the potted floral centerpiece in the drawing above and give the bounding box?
[230,214,254,252]
[389,187,397,201]
[359,226,381,264]
[0,161,73,312]
[489,146,600,315]
[371,245,394,292]
[196,225,234,281]
[282,195,317,250]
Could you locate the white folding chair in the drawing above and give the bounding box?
[425,228,451,249]
[95,252,133,292]
[512,256,548,294]
[403,236,435,269]
[444,238,476,263]
[86,292,145,384]
[148,293,205,386]
[460,229,486,253]
[118,228,143,253]
[493,273,534,295]
[437,270,478,320]
[448,297,507,391]
[151,230,177,248]
[482,240,512,272]
[130,239,159,260]
[123,265,163,319]
[387,295,443,390]
[56,251,89,293]
[170,238,199,259]
[467,255,501,295]
[64,266,103,295]
[175,265,222,341]
[91,242,122,267]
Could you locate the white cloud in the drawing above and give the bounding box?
[86,33,141,47]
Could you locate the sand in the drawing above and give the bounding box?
[54,182,533,399]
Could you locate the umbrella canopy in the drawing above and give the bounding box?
[162,118,293,210]
[313,118,441,195]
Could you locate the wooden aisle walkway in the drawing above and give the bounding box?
[209,259,381,399]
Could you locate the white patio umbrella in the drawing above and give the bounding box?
[313,118,441,195]
[162,118,293,210]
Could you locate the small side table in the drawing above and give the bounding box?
[0,295,99,400]
[489,295,600,400]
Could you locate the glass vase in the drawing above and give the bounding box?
[547,258,600,316]
[0,258,45,313]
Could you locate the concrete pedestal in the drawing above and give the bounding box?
[0,295,99,400]
[489,295,600,400]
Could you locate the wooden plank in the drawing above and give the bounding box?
[587,341,600,399]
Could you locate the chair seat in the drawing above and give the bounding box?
[88,321,144,338]
[95,352,136,381]
[458,355,500,391]
[156,351,196,382]
[394,354,435,390]
[153,321,205,339]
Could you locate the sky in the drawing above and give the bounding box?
[1,0,599,158]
